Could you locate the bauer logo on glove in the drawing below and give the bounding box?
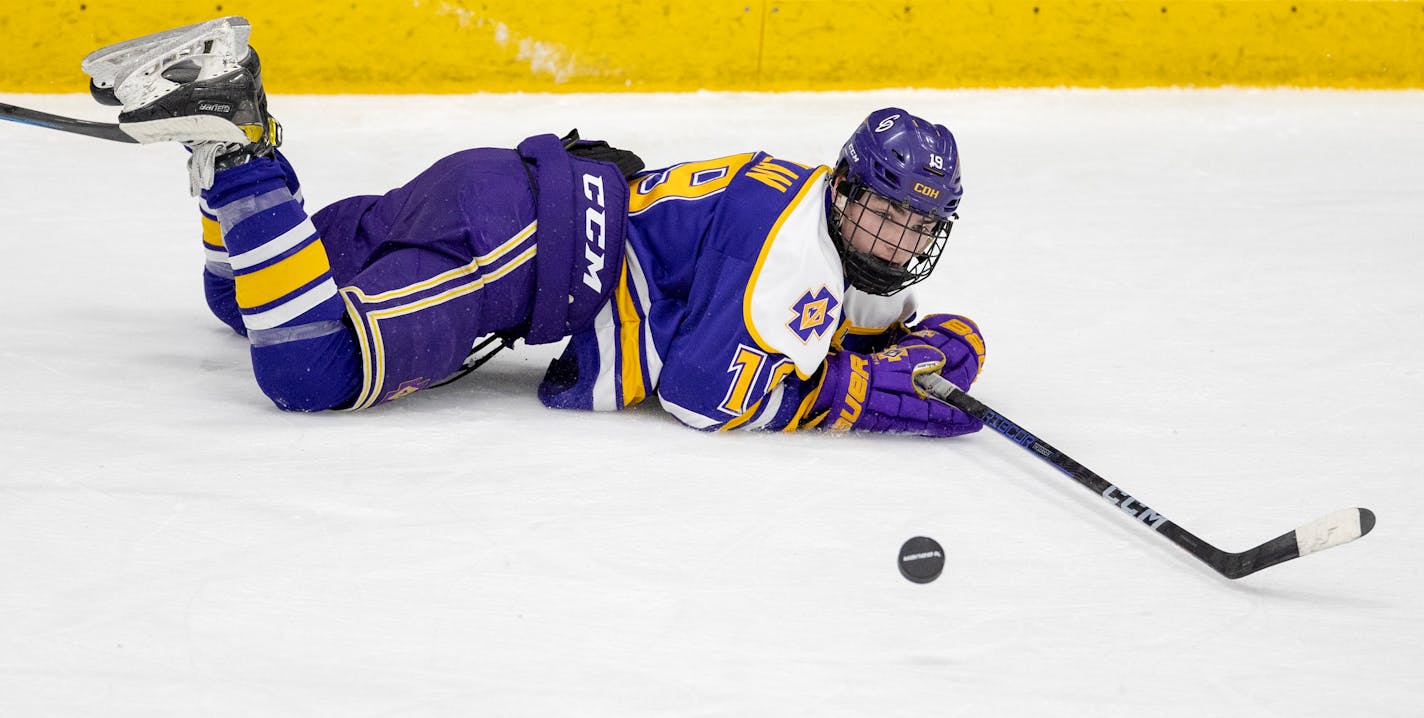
[810,340,982,438]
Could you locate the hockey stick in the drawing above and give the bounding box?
[914,373,1375,579]
[0,101,139,143]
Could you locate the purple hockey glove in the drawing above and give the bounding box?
[811,344,982,438]
[902,313,987,391]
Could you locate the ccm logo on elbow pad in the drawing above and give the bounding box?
[581,173,606,293]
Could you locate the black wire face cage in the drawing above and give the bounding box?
[828,179,955,296]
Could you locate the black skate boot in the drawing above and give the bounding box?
[82,16,282,193]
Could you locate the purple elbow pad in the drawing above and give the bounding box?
[516,133,629,345]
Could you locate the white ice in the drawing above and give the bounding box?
[1,90,1421,716]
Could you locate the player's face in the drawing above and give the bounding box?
[837,190,940,266]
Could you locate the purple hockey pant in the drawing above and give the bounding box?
[202,149,539,410]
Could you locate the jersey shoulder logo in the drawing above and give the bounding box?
[787,286,840,343]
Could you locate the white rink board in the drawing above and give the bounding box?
[1,90,1421,717]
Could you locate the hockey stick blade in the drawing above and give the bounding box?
[0,101,139,144]
[914,373,1375,579]
[1217,507,1375,579]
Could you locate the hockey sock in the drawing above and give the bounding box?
[202,155,360,410]
[198,151,306,336]
[199,202,245,335]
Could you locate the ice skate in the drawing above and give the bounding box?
[82,16,281,192]
[87,21,261,108]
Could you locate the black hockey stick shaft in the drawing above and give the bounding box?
[0,101,139,143]
[915,373,1374,579]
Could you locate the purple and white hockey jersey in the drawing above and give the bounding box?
[538,152,917,431]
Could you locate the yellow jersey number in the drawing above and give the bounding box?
[629,154,757,214]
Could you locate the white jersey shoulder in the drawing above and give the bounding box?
[742,169,843,379]
[842,285,917,334]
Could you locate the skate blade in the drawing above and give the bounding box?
[82,16,251,88]
[117,115,249,145]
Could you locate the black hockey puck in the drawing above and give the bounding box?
[898,536,945,584]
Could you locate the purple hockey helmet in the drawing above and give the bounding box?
[828,107,963,295]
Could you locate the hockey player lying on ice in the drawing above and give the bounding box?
[85,17,988,436]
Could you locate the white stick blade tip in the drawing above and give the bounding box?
[1295,507,1374,557]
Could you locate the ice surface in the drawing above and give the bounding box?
[1,89,1421,716]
